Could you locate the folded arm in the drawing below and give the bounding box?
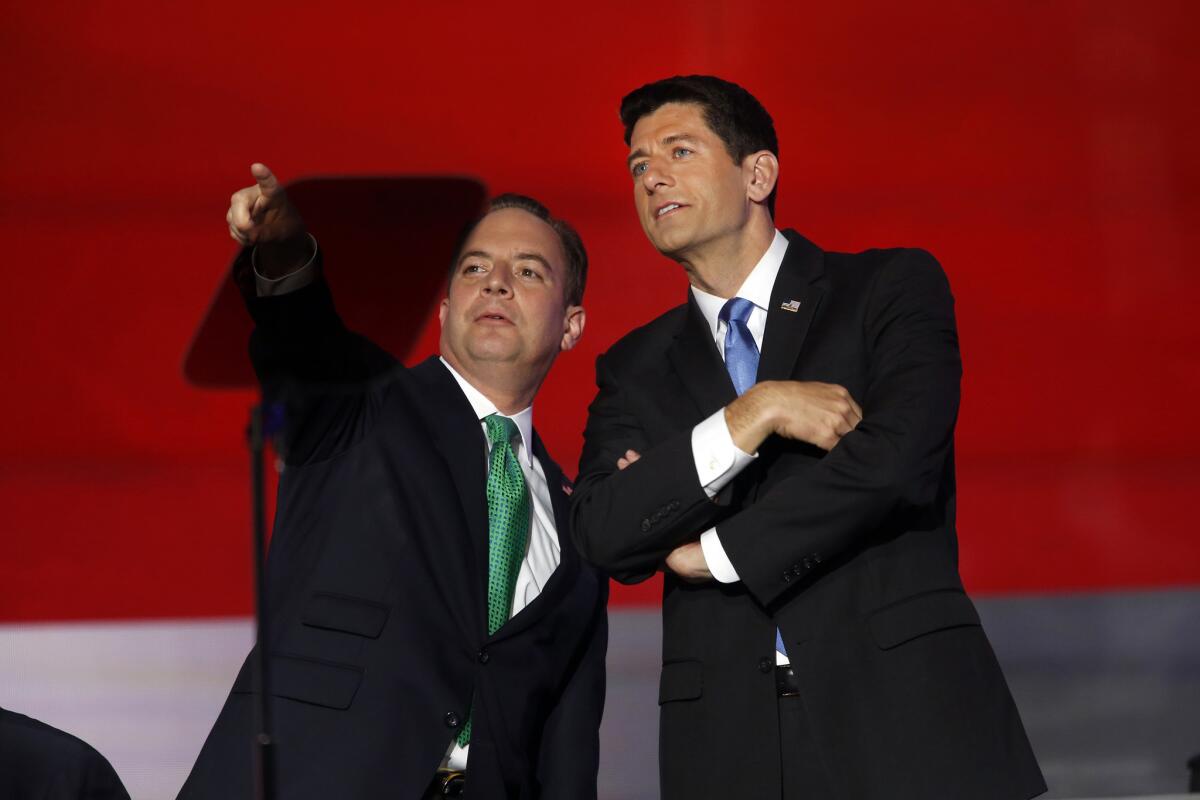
[716,249,962,606]
[570,355,727,582]
[571,345,863,583]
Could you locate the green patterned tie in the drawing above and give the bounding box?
[457,413,530,746]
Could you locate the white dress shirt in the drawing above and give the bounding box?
[438,358,561,770]
[688,229,788,584]
[686,230,793,664]
[253,245,561,769]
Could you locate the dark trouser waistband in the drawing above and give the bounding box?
[422,770,466,799]
[776,664,801,697]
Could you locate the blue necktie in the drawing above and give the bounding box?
[720,297,759,395]
[719,297,787,657]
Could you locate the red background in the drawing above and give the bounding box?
[2,1,1197,621]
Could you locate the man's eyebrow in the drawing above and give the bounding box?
[458,249,553,270]
[626,133,700,166]
[662,133,698,147]
[513,251,552,270]
[458,249,491,264]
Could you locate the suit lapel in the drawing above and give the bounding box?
[757,230,826,382]
[667,294,737,416]
[488,432,582,644]
[538,438,574,558]
[405,357,490,634]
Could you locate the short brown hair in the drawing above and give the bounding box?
[620,75,779,217]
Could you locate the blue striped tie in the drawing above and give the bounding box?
[720,297,787,656]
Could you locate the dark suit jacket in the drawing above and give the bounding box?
[0,708,130,800]
[179,263,608,800]
[572,231,1045,800]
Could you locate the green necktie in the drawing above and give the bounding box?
[457,413,530,746]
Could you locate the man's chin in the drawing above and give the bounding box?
[463,343,522,365]
[652,238,689,261]
[645,227,691,259]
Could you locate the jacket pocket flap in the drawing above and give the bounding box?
[271,654,363,710]
[868,589,981,650]
[658,659,703,704]
[302,592,389,638]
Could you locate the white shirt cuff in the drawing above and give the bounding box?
[700,528,740,583]
[253,234,320,297]
[692,408,757,498]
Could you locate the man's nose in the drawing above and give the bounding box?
[483,268,512,295]
[641,158,672,193]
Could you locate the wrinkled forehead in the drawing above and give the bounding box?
[451,207,568,281]
[629,101,712,144]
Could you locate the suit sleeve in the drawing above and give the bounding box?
[0,709,132,800]
[571,354,727,582]
[241,248,398,466]
[719,249,962,606]
[534,577,608,798]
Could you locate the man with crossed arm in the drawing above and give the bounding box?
[572,75,1044,800]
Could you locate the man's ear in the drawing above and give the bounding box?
[560,305,586,351]
[438,297,449,326]
[745,150,779,204]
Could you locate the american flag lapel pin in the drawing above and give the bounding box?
[780,299,801,313]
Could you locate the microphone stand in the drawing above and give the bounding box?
[248,399,285,800]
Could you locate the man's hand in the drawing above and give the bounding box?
[226,163,311,277]
[663,541,713,583]
[725,380,862,454]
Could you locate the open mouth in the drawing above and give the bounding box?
[476,312,512,324]
[656,203,685,218]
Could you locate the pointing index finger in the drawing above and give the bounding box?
[250,162,280,197]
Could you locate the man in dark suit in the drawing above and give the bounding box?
[179,165,607,800]
[572,76,1045,799]
[0,707,131,800]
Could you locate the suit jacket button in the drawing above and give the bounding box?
[641,519,651,532]
[758,657,773,673]
[782,572,792,582]
[792,565,803,576]
[444,712,460,729]
[477,649,490,664]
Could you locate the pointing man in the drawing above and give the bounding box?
[180,165,607,800]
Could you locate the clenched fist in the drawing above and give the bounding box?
[726,380,863,454]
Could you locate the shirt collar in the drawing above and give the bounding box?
[690,229,789,339]
[438,357,535,467]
